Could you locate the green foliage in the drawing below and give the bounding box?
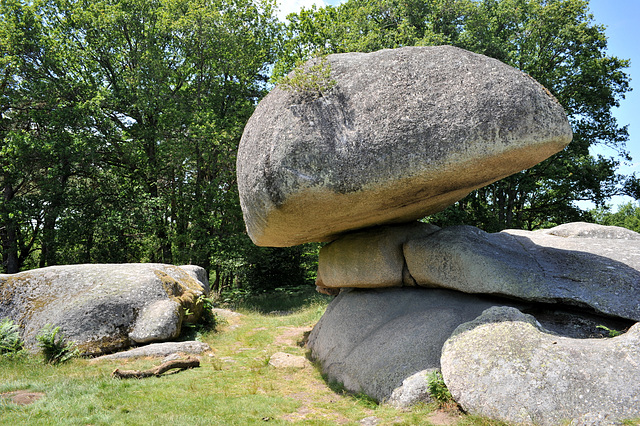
[591,202,640,233]
[35,324,78,365]
[427,370,454,406]
[277,55,336,99]
[596,325,623,338]
[0,318,22,354]
[197,295,221,330]
[235,243,320,293]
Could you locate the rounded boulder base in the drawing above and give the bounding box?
[441,306,640,426]
[306,287,500,402]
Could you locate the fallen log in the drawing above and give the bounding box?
[111,356,200,379]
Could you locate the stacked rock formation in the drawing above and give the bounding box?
[237,46,640,425]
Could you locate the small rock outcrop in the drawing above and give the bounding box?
[0,263,208,355]
[441,307,640,426]
[237,45,571,246]
[316,222,440,289]
[387,369,436,409]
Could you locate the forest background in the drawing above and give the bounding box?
[1,0,637,296]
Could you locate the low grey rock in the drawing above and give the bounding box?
[441,306,640,425]
[316,222,439,290]
[387,369,436,409]
[307,287,499,402]
[92,341,211,361]
[0,263,208,355]
[404,224,640,321]
[540,221,640,239]
[237,45,572,247]
[128,299,182,343]
[268,352,310,369]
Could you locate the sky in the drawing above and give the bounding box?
[275,0,639,209]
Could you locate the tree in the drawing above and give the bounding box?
[1,0,284,278]
[277,0,632,231]
[592,202,640,233]
[1,0,97,272]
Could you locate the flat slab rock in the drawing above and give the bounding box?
[92,341,211,361]
[237,45,571,246]
[441,306,640,425]
[317,221,640,322]
[405,222,640,321]
[0,263,209,355]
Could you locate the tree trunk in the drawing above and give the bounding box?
[1,183,19,273]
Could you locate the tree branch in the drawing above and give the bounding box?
[111,356,200,379]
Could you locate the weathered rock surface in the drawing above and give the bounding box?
[316,222,439,290]
[540,221,640,239]
[237,45,572,247]
[179,264,211,293]
[387,369,436,409]
[91,341,211,361]
[441,306,640,425]
[307,287,500,402]
[404,223,640,321]
[0,264,208,355]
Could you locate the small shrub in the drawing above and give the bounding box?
[427,370,455,408]
[36,324,78,364]
[596,325,623,337]
[0,318,23,354]
[278,55,336,100]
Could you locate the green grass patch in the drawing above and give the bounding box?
[0,289,553,425]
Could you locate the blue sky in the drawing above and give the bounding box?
[276,0,638,208]
[586,0,639,208]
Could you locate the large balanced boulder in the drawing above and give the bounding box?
[404,223,640,321]
[0,263,208,355]
[237,45,572,246]
[441,306,640,425]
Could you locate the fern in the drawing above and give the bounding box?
[36,324,79,364]
[0,318,23,354]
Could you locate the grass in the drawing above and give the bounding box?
[0,288,508,426]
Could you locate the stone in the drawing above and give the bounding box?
[268,351,310,369]
[237,45,572,247]
[441,306,640,425]
[0,263,208,355]
[91,341,211,361]
[306,287,500,402]
[540,221,640,239]
[387,369,436,409]
[128,299,182,344]
[404,223,640,321]
[179,264,211,293]
[316,222,439,289]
